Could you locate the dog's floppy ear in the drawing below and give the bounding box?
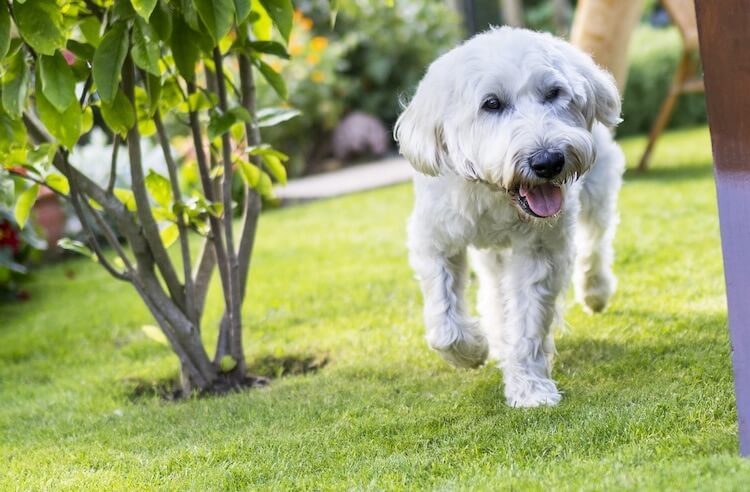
[563,44,622,129]
[394,60,452,176]
[586,63,621,128]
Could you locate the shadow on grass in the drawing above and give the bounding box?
[466,310,729,406]
[624,163,714,183]
[126,353,329,402]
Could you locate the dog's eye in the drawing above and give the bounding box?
[482,96,506,112]
[544,87,562,103]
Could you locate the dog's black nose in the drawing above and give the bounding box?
[530,151,565,179]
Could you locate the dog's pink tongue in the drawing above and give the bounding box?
[520,183,563,217]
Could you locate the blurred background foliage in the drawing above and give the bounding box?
[256,0,462,176]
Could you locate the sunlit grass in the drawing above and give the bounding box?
[2,126,748,490]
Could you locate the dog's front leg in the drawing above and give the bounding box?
[410,248,489,368]
[498,241,569,407]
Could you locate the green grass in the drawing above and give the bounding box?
[2,126,749,490]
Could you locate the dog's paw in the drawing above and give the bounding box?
[576,270,616,314]
[426,322,489,369]
[504,377,562,408]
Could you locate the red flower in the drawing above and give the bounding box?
[0,219,21,255]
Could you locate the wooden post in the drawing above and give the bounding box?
[694,0,750,456]
[570,0,644,91]
[499,0,524,27]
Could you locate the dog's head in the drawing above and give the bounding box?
[394,27,621,219]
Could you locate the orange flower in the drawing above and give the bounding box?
[306,53,320,65]
[311,36,328,52]
[299,16,313,31]
[311,70,325,83]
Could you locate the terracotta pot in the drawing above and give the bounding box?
[32,187,65,251]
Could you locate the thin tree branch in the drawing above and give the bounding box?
[69,176,130,282]
[215,53,264,353]
[7,170,69,201]
[212,47,244,367]
[121,55,187,311]
[192,237,215,316]
[236,53,263,294]
[186,80,234,344]
[106,135,120,194]
[80,195,135,274]
[154,110,198,328]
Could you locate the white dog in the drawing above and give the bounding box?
[395,27,624,407]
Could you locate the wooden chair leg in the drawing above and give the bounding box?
[637,52,691,171]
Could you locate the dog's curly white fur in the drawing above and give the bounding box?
[395,28,625,407]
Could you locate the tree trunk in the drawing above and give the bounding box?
[570,0,644,92]
[499,0,525,27]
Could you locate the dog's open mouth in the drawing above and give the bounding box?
[515,183,563,218]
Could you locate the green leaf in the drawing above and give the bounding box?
[207,107,249,140]
[234,0,251,23]
[248,40,289,59]
[258,0,293,43]
[39,52,77,113]
[0,111,26,156]
[247,143,288,161]
[261,153,286,185]
[1,49,30,118]
[150,0,173,41]
[208,111,236,140]
[219,355,237,372]
[250,0,272,41]
[81,106,94,134]
[14,184,38,228]
[159,223,179,248]
[180,0,201,31]
[257,107,300,128]
[100,90,135,137]
[45,173,69,195]
[141,324,169,345]
[256,169,274,198]
[93,21,129,104]
[58,238,95,259]
[65,40,96,62]
[236,158,260,187]
[145,170,172,208]
[195,0,235,43]
[12,0,66,56]
[145,72,162,117]
[35,72,81,149]
[114,188,137,212]
[131,0,158,20]
[0,3,10,60]
[132,18,161,76]
[186,91,215,112]
[170,17,200,81]
[253,58,287,99]
[79,16,102,47]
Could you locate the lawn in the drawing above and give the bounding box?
[2,125,749,490]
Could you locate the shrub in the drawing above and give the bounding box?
[619,25,707,136]
[0,0,303,395]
